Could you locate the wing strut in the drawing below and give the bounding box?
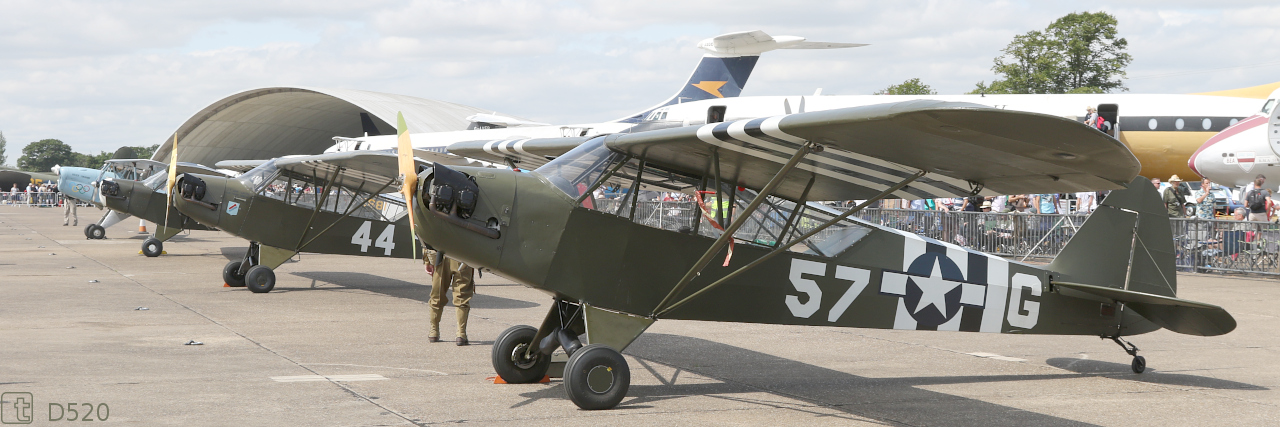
[652,142,819,315]
[297,178,397,252]
[653,168,926,318]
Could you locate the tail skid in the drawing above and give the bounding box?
[1049,176,1236,336]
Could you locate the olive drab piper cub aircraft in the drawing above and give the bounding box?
[92,161,228,256]
[395,100,1236,410]
[168,151,432,293]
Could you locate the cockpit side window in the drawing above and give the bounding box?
[1262,99,1277,116]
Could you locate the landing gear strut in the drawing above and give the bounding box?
[496,299,633,410]
[1108,335,1145,373]
[224,242,276,293]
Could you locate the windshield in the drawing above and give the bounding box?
[534,136,622,198]
[237,160,280,193]
[141,172,168,192]
[1262,99,1277,116]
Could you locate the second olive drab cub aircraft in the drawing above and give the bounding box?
[58,159,226,257]
[394,100,1236,410]
[168,151,432,293]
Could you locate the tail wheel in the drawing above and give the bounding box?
[491,325,551,383]
[245,265,276,293]
[563,344,629,410]
[223,261,247,287]
[141,238,163,257]
[1131,356,1146,374]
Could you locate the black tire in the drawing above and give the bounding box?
[141,238,163,257]
[491,325,551,384]
[245,265,276,293]
[1131,356,1146,374]
[223,261,247,287]
[85,224,105,240]
[563,344,629,410]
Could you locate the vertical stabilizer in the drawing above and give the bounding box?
[614,30,865,123]
[1049,176,1178,298]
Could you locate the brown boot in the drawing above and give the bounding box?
[455,337,469,346]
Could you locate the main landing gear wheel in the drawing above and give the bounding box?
[492,325,551,383]
[85,224,105,240]
[245,265,276,293]
[141,238,163,257]
[563,344,629,410]
[1131,355,1146,374]
[223,261,247,287]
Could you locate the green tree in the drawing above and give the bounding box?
[17,139,74,171]
[132,144,160,160]
[0,131,7,166]
[875,78,938,95]
[978,12,1131,94]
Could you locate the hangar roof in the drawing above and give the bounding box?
[152,87,504,166]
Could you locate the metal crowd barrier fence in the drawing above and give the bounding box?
[1168,217,1280,276]
[589,199,1280,277]
[1,191,68,207]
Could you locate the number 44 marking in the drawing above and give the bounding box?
[787,259,871,322]
[352,221,396,256]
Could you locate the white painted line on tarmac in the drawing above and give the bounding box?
[966,352,1027,362]
[271,374,389,382]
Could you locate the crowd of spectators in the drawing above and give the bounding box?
[3,182,62,206]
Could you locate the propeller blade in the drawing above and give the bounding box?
[164,133,178,228]
[396,112,419,260]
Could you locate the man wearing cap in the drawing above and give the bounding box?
[1163,175,1189,217]
[1083,106,1099,129]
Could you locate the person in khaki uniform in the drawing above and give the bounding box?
[62,192,77,226]
[427,252,475,345]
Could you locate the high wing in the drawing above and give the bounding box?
[105,159,224,177]
[445,136,596,170]
[215,159,269,174]
[600,100,1139,201]
[256,151,431,195]
[450,101,1139,201]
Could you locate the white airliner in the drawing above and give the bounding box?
[451,86,1273,180]
[325,30,865,163]
[331,30,1274,185]
[1189,88,1280,187]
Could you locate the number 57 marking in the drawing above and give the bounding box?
[786,259,871,322]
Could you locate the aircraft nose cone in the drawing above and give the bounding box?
[1189,114,1269,183]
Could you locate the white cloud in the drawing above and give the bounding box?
[0,0,1278,159]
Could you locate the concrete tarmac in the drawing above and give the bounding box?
[1,205,1277,426]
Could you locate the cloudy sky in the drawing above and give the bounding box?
[1,0,1278,161]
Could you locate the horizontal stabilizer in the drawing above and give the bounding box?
[697,30,866,56]
[1054,281,1236,336]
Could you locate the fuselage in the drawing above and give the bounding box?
[170,170,417,259]
[55,166,108,205]
[409,158,1159,338]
